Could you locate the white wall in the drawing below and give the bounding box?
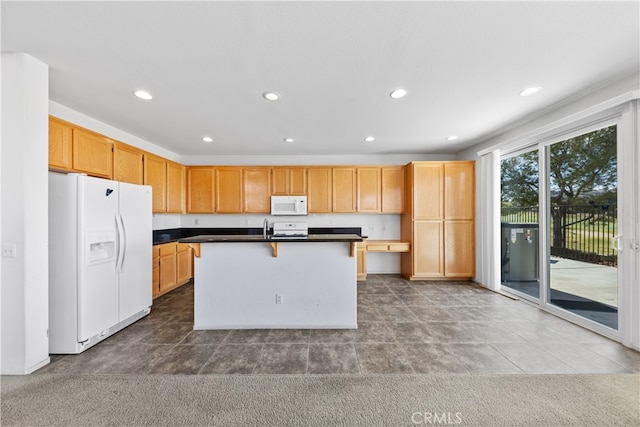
[1,54,50,374]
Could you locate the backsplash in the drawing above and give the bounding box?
[154,213,401,240]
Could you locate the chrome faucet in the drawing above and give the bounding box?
[263,218,269,239]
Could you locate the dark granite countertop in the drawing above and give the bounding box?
[154,227,363,244]
[179,233,363,243]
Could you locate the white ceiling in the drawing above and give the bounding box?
[2,1,638,156]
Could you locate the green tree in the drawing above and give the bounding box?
[501,151,538,207]
[549,126,617,206]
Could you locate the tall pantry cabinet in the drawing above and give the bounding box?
[401,161,475,280]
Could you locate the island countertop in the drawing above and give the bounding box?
[179,233,363,243]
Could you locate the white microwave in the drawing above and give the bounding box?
[270,196,308,216]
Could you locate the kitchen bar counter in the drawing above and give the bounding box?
[154,227,362,244]
[179,233,362,243]
[186,235,359,330]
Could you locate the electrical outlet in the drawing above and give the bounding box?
[276,294,284,304]
[195,218,199,225]
[2,244,17,258]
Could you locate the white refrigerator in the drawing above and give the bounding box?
[48,172,152,354]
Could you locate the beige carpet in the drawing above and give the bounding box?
[2,374,639,426]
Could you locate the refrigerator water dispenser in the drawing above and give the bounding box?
[87,231,116,264]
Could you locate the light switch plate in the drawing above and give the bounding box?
[2,243,17,258]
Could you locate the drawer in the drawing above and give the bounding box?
[177,243,190,253]
[153,246,160,258]
[388,243,410,252]
[365,241,410,253]
[367,244,390,252]
[159,243,177,256]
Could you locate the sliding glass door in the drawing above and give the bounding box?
[500,150,540,300]
[500,124,620,331]
[546,125,618,330]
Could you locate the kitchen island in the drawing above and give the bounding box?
[179,234,363,329]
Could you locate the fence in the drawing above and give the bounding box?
[501,204,617,266]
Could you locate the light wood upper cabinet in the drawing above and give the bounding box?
[244,167,271,213]
[113,142,144,185]
[48,117,73,171]
[166,161,186,213]
[289,168,307,195]
[333,167,356,213]
[357,167,381,213]
[187,167,215,213]
[272,168,289,195]
[307,168,332,213]
[215,167,243,213]
[143,154,167,213]
[412,162,444,220]
[272,167,307,195]
[381,166,404,213]
[444,162,475,220]
[72,128,113,178]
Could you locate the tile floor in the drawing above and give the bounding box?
[37,275,640,375]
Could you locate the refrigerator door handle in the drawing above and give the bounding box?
[115,214,125,272]
[119,214,128,270]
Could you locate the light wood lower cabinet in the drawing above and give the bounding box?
[357,242,367,281]
[152,246,160,298]
[444,220,475,277]
[154,242,193,299]
[411,221,444,278]
[176,244,193,284]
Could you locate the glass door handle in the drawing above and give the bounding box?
[611,235,622,252]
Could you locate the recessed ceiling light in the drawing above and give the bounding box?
[201,136,213,143]
[446,135,458,141]
[364,136,375,142]
[389,88,407,99]
[519,87,542,97]
[133,90,153,100]
[262,92,280,101]
[284,137,294,143]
